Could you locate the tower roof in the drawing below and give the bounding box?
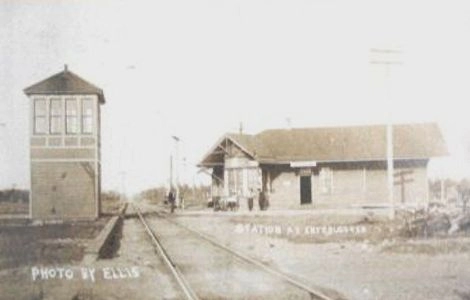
[24,65,105,104]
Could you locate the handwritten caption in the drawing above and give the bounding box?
[31,266,140,282]
[234,223,367,236]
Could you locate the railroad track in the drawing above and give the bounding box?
[133,204,199,300]
[132,203,343,300]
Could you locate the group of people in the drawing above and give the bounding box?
[167,190,184,213]
[247,188,269,211]
[217,188,269,211]
[168,188,269,213]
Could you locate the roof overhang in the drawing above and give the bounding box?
[198,135,257,167]
[259,157,431,166]
[24,91,105,104]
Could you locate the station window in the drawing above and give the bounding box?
[34,99,47,134]
[227,169,243,196]
[49,98,63,134]
[247,168,260,191]
[65,99,79,134]
[81,99,93,134]
[319,167,334,194]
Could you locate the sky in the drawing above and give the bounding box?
[1,0,470,195]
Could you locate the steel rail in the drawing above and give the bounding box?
[154,209,339,300]
[133,204,199,300]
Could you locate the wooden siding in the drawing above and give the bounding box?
[31,162,96,219]
[269,170,300,209]
[31,148,95,160]
[29,94,101,219]
[265,160,429,209]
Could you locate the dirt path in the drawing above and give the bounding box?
[0,217,183,300]
[175,214,470,300]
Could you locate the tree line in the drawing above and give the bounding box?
[139,184,211,207]
[428,178,470,210]
[0,189,29,203]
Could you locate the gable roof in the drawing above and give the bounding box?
[24,66,105,104]
[199,123,448,166]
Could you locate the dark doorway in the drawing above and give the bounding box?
[300,176,312,204]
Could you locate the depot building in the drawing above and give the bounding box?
[198,123,447,210]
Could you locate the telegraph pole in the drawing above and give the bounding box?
[169,154,173,191]
[370,48,403,219]
[119,171,127,202]
[171,135,182,209]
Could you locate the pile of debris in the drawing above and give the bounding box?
[401,209,470,238]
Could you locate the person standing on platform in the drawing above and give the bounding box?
[247,188,254,211]
[258,189,263,210]
[168,190,176,213]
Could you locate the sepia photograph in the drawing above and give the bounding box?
[1,0,470,299]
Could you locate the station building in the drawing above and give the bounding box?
[24,66,105,220]
[199,123,447,210]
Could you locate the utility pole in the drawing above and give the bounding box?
[370,48,403,220]
[169,154,173,191]
[182,157,191,203]
[286,117,292,129]
[171,135,182,209]
[119,171,127,202]
[394,169,414,204]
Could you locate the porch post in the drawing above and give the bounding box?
[224,169,229,197]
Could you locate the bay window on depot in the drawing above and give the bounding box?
[247,168,260,192]
[65,98,79,134]
[34,98,47,134]
[49,98,63,134]
[227,169,243,196]
[81,99,93,134]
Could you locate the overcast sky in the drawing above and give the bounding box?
[1,0,470,195]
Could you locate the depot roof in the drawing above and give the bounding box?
[199,123,448,166]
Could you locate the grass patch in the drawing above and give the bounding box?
[101,198,123,215]
[0,219,108,270]
[0,202,29,215]
[382,238,470,255]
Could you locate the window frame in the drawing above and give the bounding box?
[227,168,244,196]
[65,98,79,135]
[49,98,63,135]
[319,167,334,195]
[81,98,94,134]
[33,98,48,135]
[247,168,260,191]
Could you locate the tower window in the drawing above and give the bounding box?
[34,98,47,134]
[66,99,78,134]
[49,98,63,134]
[81,99,93,134]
